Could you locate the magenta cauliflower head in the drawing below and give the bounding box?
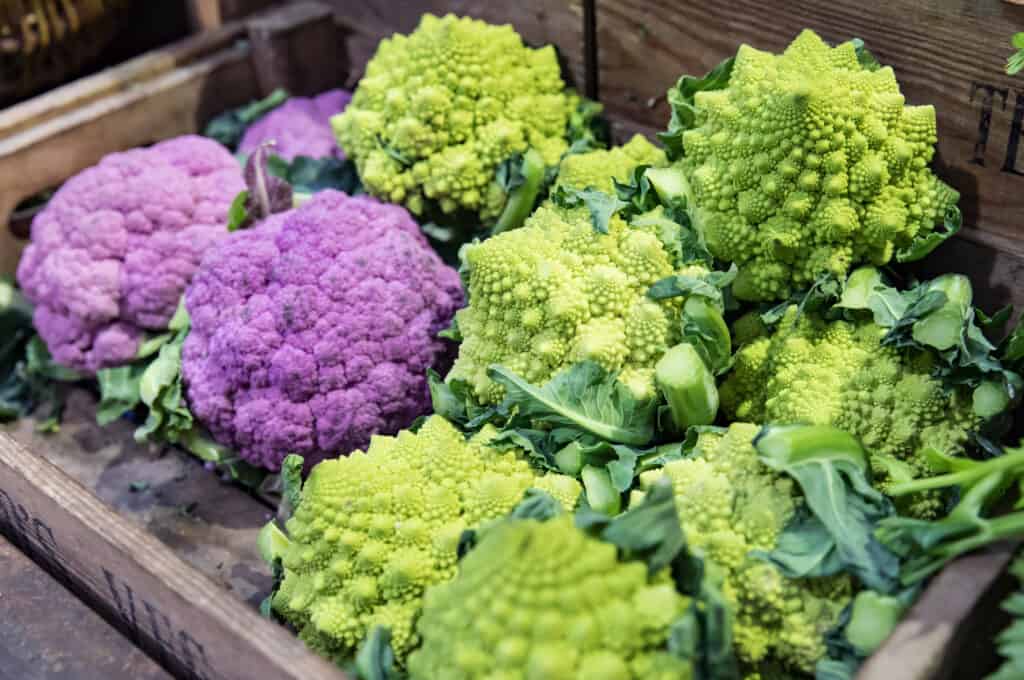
[238,89,351,161]
[181,190,464,471]
[16,135,244,374]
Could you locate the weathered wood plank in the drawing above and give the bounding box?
[1,389,275,606]
[0,422,348,680]
[0,536,172,680]
[0,2,344,280]
[858,542,1017,680]
[594,0,1024,258]
[322,0,586,89]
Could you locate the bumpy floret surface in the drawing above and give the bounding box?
[271,416,581,665]
[239,89,352,161]
[637,424,850,677]
[447,200,688,404]
[407,515,693,680]
[332,13,575,220]
[554,134,667,193]
[182,191,464,470]
[16,135,244,373]
[720,306,979,516]
[675,30,958,301]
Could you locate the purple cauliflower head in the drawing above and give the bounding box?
[181,190,464,471]
[237,89,352,162]
[16,135,245,374]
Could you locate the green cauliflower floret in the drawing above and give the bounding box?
[662,29,958,301]
[407,516,694,680]
[448,205,689,404]
[332,13,577,222]
[720,305,979,517]
[635,424,851,677]
[271,416,580,664]
[554,133,667,194]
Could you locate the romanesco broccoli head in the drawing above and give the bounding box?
[720,305,979,517]
[636,424,851,676]
[332,13,577,223]
[669,29,958,301]
[447,200,693,404]
[407,516,694,680]
[271,416,580,664]
[555,134,667,194]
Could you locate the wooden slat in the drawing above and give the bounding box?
[0,427,348,680]
[0,2,343,280]
[594,0,1024,258]
[322,0,586,89]
[858,543,1017,680]
[0,536,173,680]
[2,389,275,606]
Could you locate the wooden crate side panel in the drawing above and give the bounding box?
[0,430,348,680]
[595,0,1024,257]
[0,536,173,680]
[318,0,587,89]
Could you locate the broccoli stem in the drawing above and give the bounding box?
[655,342,719,432]
[973,379,1012,419]
[911,274,972,351]
[492,149,546,235]
[844,590,909,655]
[581,465,621,515]
[554,441,584,477]
[887,447,1024,496]
[644,166,691,206]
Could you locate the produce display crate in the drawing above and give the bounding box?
[2,1,1024,679]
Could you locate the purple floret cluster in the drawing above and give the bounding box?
[17,135,244,374]
[238,89,351,161]
[181,190,464,471]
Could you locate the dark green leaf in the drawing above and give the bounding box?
[648,264,737,309]
[752,509,845,578]
[203,88,288,149]
[658,57,735,161]
[565,97,610,155]
[489,362,656,446]
[850,38,883,71]
[284,156,362,195]
[354,626,403,680]
[279,454,304,521]
[754,425,900,593]
[895,205,961,263]
[509,488,568,521]
[550,185,627,234]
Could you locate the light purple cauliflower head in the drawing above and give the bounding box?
[238,89,351,162]
[16,135,245,374]
[181,190,464,471]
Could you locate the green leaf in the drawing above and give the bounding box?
[226,191,250,232]
[850,38,883,71]
[648,264,737,310]
[203,88,289,149]
[281,156,363,196]
[95,364,146,426]
[989,554,1024,680]
[658,57,735,161]
[754,424,900,593]
[751,509,845,579]
[564,97,610,155]
[437,317,461,342]
[895,204,961,262]
[354,626,403,680]
[279,454,304,521]
[488,362,656,446]
[550,185,627,234]
[509,488,568,521]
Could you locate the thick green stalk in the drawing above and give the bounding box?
[492,149,546,235]
[887,448,1024,496]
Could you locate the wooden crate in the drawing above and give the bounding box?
[2,1,1024,679]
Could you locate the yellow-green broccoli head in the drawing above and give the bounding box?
[635,424,851,676]
[447,196,698,404]
[720,305,979,517]
[332,13,576,221]
[555,134,667,194]
[407,516,694,680]
[673,29,958,301]
[271,416,580,664]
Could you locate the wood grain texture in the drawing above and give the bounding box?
[1,389,275,606]
[0,536,172,680]
[0,422,348,680]
[594,0,1024,257]
[858,543,1017,680]
[319,0,586,89]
